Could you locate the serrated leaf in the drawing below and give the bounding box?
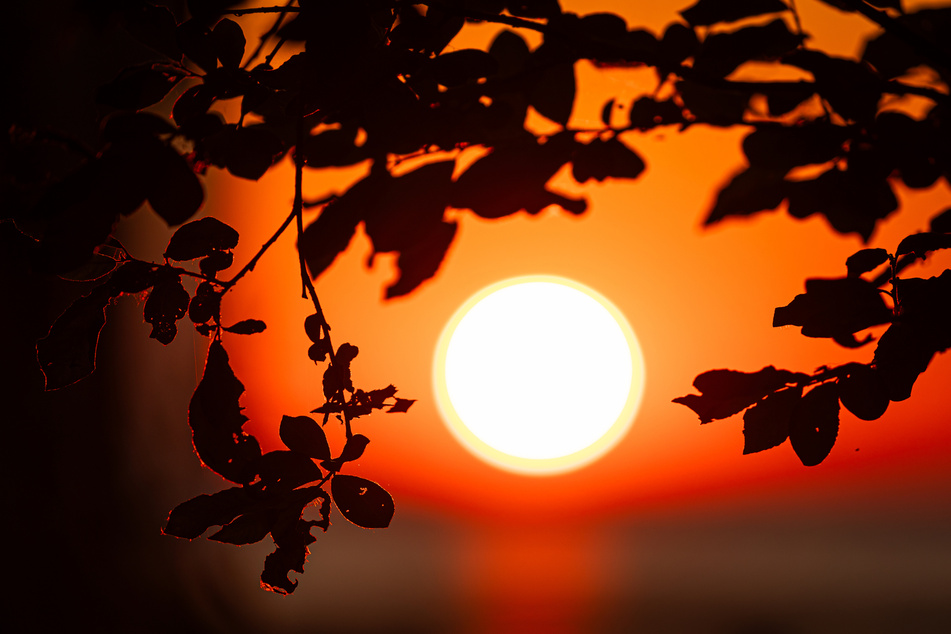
[163,487,253,539]
[36,285,116,390]
[773,277,893,339]
[388,398,415,413]
[789,383,840,466]
[189,340,261,483]
[742,386,801,454]
[845,248,890,277]
[837,364,889,421]
[331,475,394,529]
[673,366,805,423]
[280,415,331,461]
[165,217,239,261]
[96,65,182,110]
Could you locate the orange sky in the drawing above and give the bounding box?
[114,2,951,630]
[192,0,951,526]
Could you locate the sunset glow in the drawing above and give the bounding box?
[434,277,645,474]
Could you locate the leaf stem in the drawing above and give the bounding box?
[241,0,296,70]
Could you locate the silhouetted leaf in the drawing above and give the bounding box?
[600,99,615,125]
[571,137,646,182]
[210,509,277,545]
[837,364,889,420]
[36,285,115,390]
[188,281,221,324]
[693,19,803,78]
[108,260,157,293]
[706,167,787,224]
[177,19,218,73]
[299,128,365,168]
[742,123,848,171]
[846,248,890,278]
[163,487,253,539]
[658,22,699,69]
[676,79,750,126]
[165,216,239,261]
[628,96,685,130]
[388,398,415,413]
[931,208,951,233]
[173,85,217,127]
[199,250,234,276]
[742,386,801,454]
[120,4,182,62]
[339,434,370,463]
[331,475,394,529]
[873,270,951,401]
[144,269,189,344]
[786,166,898,240]
[300,173,377,279]
[211,18,245,69]
[490,29,530,75]
[280,415,331,461]
[189,339,261,483]
[261,495,325,595]
[861,7,950,79]
[507,0,561,19]
[363,385,398,409]
[254,451,323,493]
[143,141,205,226]
[773,277,892,339]
[789,382,840,466]
[895,232,951,259]
[206,126,284,180]
[680,0,788,26]
[530,60,576,125]
[323,343,359,400]
[97,64,183,110]
[429,49,499,87]
[674,366,806,423]
[223,319,267,335]
[786,50,882,123]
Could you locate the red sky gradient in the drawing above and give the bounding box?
[113,2,951,631]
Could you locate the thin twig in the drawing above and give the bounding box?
[223,207,297,289]
[241,0,296,70]
[227,5,301,17]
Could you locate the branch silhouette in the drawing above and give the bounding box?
[5,0,951,594]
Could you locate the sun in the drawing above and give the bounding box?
[433,276,645,475]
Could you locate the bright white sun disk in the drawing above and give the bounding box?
[434,276,645,475]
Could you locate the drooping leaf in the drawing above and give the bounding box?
[931,207,951,233]
[331,475,395,529]
[120,3,182,62]
[253,451,323,493]
[789,382,840,466]
[339,434,370,464]
[188,281,222,325]
[742,386,802,454]
[742,123,848,171]
[164,216,239,261]
[529,59,576,125]
[837,364,889,421]
[773,277,893,339]
[223,319,267,335]
[322,343,359,400]
[705,167,787,225]
[388,398,416,413]
[693,19,804,78]
[895,232,951,260]
[144,270,190,344]
[280,415,331,461]
[189,339,261,483]
[873,270,951,401]
[163,487,254,539]
[96,64,183,111]
[673,366,805,423]
[260,493,327,595]
[571,137,646,183]
[845,248,890,278]
[786,166,898,241]
[680,0,788,26]
[36,285,116,390]
[211,18,246,69]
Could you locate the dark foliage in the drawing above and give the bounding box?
[6,0,951,594]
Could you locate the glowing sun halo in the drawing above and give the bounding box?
[434,276,645,475]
